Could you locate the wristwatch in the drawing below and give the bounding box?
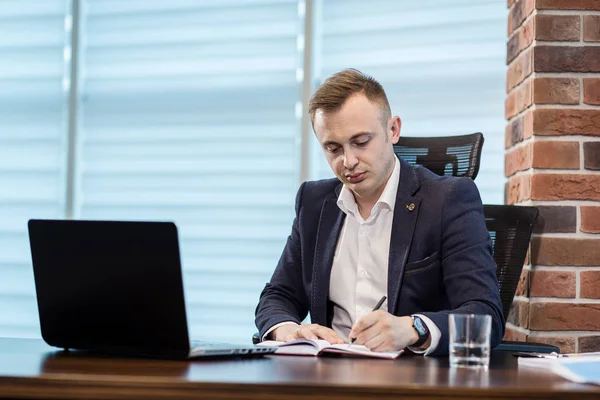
[411,316,430,347]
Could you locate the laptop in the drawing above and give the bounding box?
[27,219,276,359]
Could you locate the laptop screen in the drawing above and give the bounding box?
[28,219,191,357]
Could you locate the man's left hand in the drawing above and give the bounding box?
[349,310,423,352]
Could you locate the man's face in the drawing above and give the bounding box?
[313,94,401,204]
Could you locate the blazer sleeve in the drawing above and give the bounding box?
[419,177,505,356]
[254,182,310,340]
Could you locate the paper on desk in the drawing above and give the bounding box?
[518,354,600,386]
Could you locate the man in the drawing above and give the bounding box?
[255,69,503,355]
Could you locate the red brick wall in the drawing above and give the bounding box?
[505,0,600,354]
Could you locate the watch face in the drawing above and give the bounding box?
[414,317,427,336]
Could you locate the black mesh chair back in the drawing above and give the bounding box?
[484,205,560,353]
[484,205,539,324]
[393,132,484,180]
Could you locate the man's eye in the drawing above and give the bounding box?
[356,140,369,147]
[325,146,341,153]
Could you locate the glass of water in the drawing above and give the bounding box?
[449,313,491,368]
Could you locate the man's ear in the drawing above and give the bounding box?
[390,116,401,144]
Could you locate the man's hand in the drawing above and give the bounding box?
[349,310,424,352]
[271,323,344,344]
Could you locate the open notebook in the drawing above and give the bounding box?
[258,339,403,360]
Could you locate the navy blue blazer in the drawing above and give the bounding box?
[255,157,504,355]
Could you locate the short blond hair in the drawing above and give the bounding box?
[308,69,392,126]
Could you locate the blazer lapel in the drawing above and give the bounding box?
[387,157,421,314]
[311,187,345,326]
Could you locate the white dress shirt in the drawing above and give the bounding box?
[266,158,440,355]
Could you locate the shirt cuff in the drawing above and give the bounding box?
[407,314,441,356]
[262,321,299,342]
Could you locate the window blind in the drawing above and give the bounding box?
[310,0,507,204]
[76,0,301,344]
[0,0,69,337]
[0,0,509,343]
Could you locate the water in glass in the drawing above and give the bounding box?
[450,342,490,368]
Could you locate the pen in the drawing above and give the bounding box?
[350,295,387,345]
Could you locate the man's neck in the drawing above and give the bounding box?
[354,180,388,221]
[356,199,378,221]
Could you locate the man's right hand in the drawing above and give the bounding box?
[271,323,344,344]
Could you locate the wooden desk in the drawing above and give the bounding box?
[0,338,597,400]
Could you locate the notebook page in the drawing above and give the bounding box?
[323,343,403,359]
[258,339,332,356]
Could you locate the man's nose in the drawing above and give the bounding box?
[343,148,359,170]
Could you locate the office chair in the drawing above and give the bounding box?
[392,132,484,180]
[484,205,558,353]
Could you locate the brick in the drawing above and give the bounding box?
[531,141,579,169]
[507,174,531,204]
[506,80,533,119]
[529,302,600,330]
[531,237,600,266]
[507,302,518,326]
[507,300,530,328]
[515,268,530,297]
[532,109,600,137]
[507,49,533,91]
[537,0,600,10]
[531,174,600,201]
[523,109,534,139]
[536,15,580,41]
[579,336,600,352]
[583,142,600,170]
[535,46,600,73]
[530,270,576,298]
[506,118,523,149]
[505,111,534,148]
[505,143,532,177]
[508,16,535,64]
[581,206,600,233]
[505,91,516,120]
[580,271,600,299]
[583,15,600,42]
[533,205,577,234]
[533,77,579,105]
[508,0,535,35]
[503,326,528,342]
[583,78,600,105]
[528,335,576,353]
[507,35,519,65]
[517,300,529,328]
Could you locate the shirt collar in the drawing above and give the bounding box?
[337,157,400,219]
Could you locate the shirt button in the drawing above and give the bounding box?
[362,231,368,237]
[360,270,368,278]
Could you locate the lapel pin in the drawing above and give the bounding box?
[406,203,415,211]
